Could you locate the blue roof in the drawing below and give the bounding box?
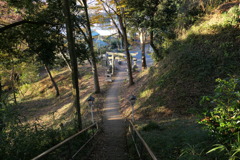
[94,39,108,47]
[92,31,99,36]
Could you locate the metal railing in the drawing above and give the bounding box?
[127,120,158,160]
[32,122,99,160]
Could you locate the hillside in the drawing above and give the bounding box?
[121,2,240,159]
[15,64,107,127]
[121,2,240,120]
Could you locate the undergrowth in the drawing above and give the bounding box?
[0,64,105,159]
[127,119,225,160]
[0,102,94,160]
[199,77,240,159]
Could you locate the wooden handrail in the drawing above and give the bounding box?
[128,120,158,160]
[32,122,98,160]
[72,129,98,159]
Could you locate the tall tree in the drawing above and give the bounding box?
[95,0,125,48]
[23,24,61,97]
[0,0,65,98]
[99,0,134,85]
[10,58,17,104]
[126,0,178,61]
[0,25,27,104]
[139,28,147,69]
[62,0,82,130]
[1,0,87,129]
[44,63,60,97]
[0,76,2,102]
[59,48,72,72]
[81,0,101,93]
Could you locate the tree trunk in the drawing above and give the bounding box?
[59,48,72,72]
[118,15,134,85]
[44,63,60,97]
[11,64,17,104]
[87,56,92,65]
[83,0,101,93]
[140,29,147,70]
[0,76,2,102]
[199,0,205,11]
[0,76,3,132]
[121,36,124,49]
[63,0,82,130]
[150,31,163,60]
[101,3,124,50]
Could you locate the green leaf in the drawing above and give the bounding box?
[232,148,240,157]
[207,144,227,154]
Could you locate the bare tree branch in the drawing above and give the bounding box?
[102,3,123,37]
[100,0,118,16]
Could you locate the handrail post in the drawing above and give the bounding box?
[127,119,158,160]
[67,141,72,159]
[140,141,144,159]
[92,124,95,137]
[133,128,137,144]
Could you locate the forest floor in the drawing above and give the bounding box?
[17,64,108,127]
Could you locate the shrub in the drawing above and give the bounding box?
[207,136,240,160]
[199,77,240,141]
[18,62,40,84]
[199,77,240,159]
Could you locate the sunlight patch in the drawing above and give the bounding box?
[156,106,172,115]
[140,89,153,99]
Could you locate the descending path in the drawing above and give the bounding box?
[88,63,129,160]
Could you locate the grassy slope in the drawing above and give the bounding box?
[1,64,109,159]
[122,3,240,160]
[17,64,107,127]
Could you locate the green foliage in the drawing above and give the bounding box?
[0,102,90,160]
[18,62,40,84]
[126,0,179,60]
[198,77,240,160]
[1,124,60,160]
[109,39,120,50]
[199,77,240,141]
[207,139,240,160]
[23,25,59,65]
[0,102,22,128]
[75,42,89,63]
[222,6,240,26]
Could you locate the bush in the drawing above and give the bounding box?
[18,62,40,84]
[199,77,240,159]
[207,137,240,160]
[200,77,240,141]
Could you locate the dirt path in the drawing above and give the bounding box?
[88,63,129,160]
